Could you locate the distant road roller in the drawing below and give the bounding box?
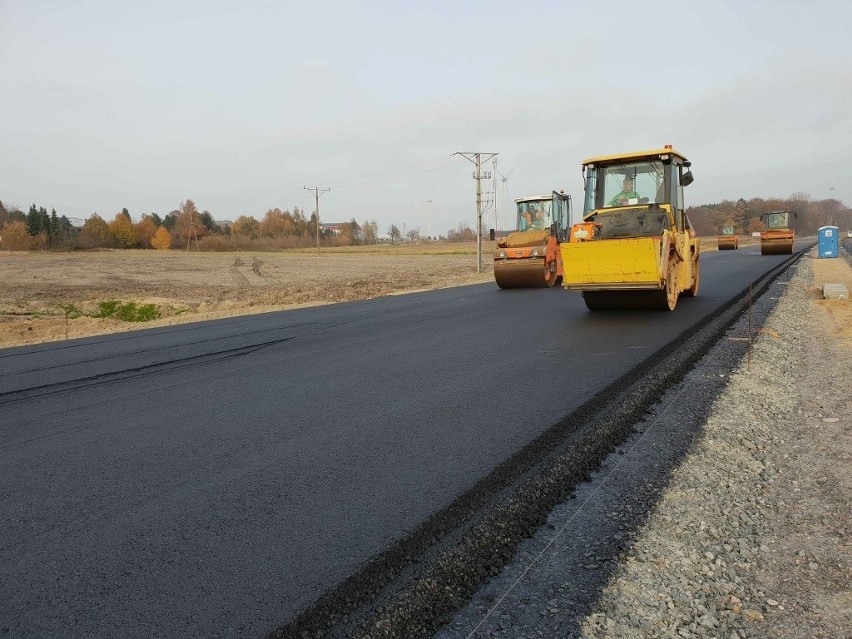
[760,210,795,255]
[561,146,700,311]
[491,192,573,288]
[718,224,739,250]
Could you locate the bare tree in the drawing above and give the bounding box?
[388,224,401,244]
[176,199,202,250]
[361,219,379,245]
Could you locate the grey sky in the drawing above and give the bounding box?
[2,0,850,236]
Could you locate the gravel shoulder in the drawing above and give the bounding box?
[436,249,851,639]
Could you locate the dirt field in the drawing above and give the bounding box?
[0,246,494,348]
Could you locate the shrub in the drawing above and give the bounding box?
[0,221,32,250]
[197,235,230,251]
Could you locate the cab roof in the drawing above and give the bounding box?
[582,147,688,166]
[514,195,553,203]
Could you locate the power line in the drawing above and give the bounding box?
[330,156,467,190]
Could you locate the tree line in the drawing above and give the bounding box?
[4,192,847,252]
[0,199,477,251]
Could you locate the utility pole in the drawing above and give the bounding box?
[304,186,330,255]
[492,157,499,234]
[454,152,498,272]
[183,203,199,251]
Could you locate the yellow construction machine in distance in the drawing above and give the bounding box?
[491,192,573,288]
[759,210,796,255]
[561,146,700,311]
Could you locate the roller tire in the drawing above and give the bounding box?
[653,257,679,311]
[684,256,700,297]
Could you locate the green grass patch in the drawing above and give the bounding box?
[95,300,160,322]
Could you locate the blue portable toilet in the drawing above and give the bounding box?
[818,225,839,258]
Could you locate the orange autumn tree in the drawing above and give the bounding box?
[135,215,159,248]
[109,212,139,248]
[151,226,172,250]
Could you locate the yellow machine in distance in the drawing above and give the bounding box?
[760,210,795,255]
[561,146,700,311]
[492,192,573,288]
[718,224,739,250]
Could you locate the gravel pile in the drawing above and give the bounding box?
[436,251,850,638]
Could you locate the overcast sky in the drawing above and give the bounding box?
[2,0,850,236]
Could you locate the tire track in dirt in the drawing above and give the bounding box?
[229,256,267,286]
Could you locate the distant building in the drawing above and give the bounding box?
[320,222,360,235]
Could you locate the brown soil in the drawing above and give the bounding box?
[0,247,494,348]
[809,256,852,346]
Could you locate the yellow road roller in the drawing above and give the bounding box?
[760,210,795,255]
[718,224,739,250]
[561,146,700,311]
[492,192,573,288]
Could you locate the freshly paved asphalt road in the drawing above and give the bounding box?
[0,241,810,638]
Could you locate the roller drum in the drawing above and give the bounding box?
[760,238,793,255]
[494,260,556,288]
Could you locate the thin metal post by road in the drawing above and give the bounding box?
[455,152,498,273]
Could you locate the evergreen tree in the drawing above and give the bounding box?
[163,211,180,230]
[39,207,50,238]
[26,204,41,236]
[49,209,60,247]
[59,215,77,247]
[199,210,217,232]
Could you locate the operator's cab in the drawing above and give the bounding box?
[515,191,573,238]
[763,210,793,230]
[580,146,693,240]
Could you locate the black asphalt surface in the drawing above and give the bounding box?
[0,240,811,638]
